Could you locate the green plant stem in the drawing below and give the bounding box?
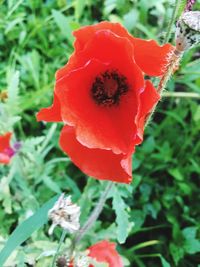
[157,51,182,94]
[163,92,200,98]
[146,50,182,126]
[164,0,182,43]
[73,181,114,248]
[51,230,67,267]
[127,240,160,253]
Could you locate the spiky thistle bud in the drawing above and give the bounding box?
[176,11,200,53]
[48,194,80,235]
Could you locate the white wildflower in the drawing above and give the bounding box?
[48,194,80,235]
[73,254,90,267]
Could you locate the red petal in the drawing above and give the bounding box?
[0,132,12,151]
[130,38,174,76]
[0,153,10,164]
[73,21,174,77]
[56,21,129,81]
[136,80,160,143]
[73,21,130,52]
[59,126,133,183]
[88,240,123,267]
[56,52,78,81]
[56,58,141,154]
[55,30,144,154]
[56,23,144,82]
[36,93,62,122]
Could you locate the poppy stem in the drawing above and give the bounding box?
[157,49,182,95]
[72,181,114,248]
[145,49,182,126]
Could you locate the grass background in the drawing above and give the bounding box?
[0,0,200,266]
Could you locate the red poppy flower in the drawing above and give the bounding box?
[0,132,14,165]
[88,240,123,267]
[68,240,123,267]
[37,22,174,183]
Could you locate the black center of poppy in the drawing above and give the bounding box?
[91,70,129,106]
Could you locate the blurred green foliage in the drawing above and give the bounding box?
[0,0,200,266]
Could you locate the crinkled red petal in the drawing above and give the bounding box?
[56,60,140,154]
[130,37,174,77]
[55,30,144,154]
[59,126,133,184]
[36,93,62,122]
[73,21,174,77]
[88,240,123,267]
[56,25,145,83]
[135,80,160,144]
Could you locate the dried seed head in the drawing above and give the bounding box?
[176,11,200,52]
[56,256,69,267]
[48,194,80,235]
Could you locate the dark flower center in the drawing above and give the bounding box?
[91,70,129,106]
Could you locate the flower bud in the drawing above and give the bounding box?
[48,194,80,235]
[176,11,200,52]
[56,256,69,267]
[185,0,197,11]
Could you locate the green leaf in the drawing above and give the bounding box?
[123,9,139,31]
[75,0,86,20]
[130,210,145,232]
[52,9,73,43]
[6,70,20,113]
[0,195,59,266]
[135,22,157,39]
[184,239,200,254]
[7,70,20,102]
[182,227,200,254]
[112,186,129,244]
[194,106,200,122]
[182,226,196,240]
[160,255,171,267]
[43,176,61,194]
[168,168,183,181]
[170,243,184,265]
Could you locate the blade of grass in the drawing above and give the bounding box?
[127,240,160,253]
[0,195,59,266]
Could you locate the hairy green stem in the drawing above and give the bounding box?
[73,181,114,247]
[157,50,182,94]
[146,49,182,126]
[164,0,182,43]
[51,230,67,267]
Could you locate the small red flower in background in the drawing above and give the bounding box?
[88,240,123,267]
[0,132,14,164]
[37,22,174,183]
[67,240,123,267]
